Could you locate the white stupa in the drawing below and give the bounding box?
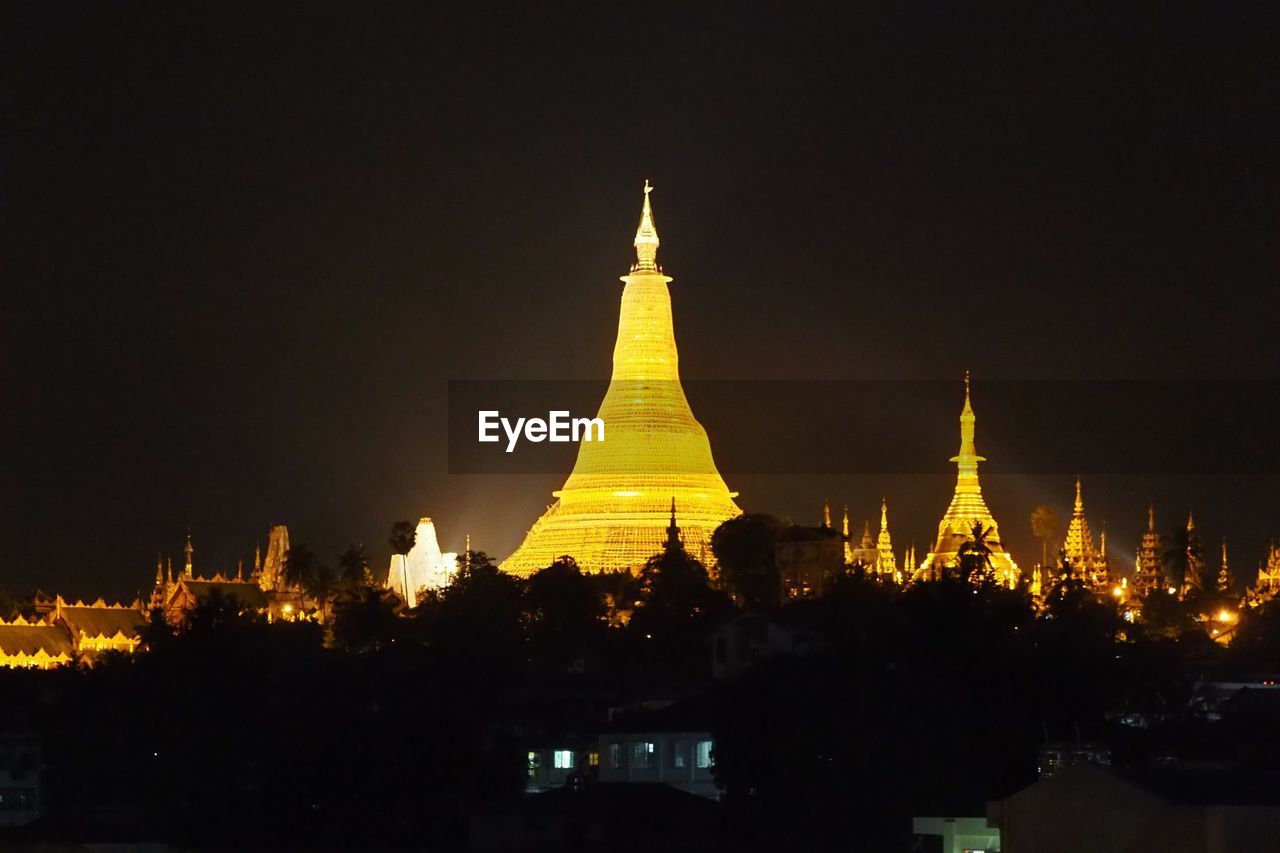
[386,517,458,607]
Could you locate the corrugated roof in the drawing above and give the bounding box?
[58,606,146,640]
[0,623,75,657]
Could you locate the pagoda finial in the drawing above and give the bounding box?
[155,553,164,587]
[1148,504,1156,532]
[823,500,831,529]
[666,497,682,551]
[951,371,985,474]
[633,180,660,272]
[880,497,889,532]
[184,528,194,577]
[842,505,850,538]
[166,555,173,585]
[1074,477,1083,511]
[1187,510,1196,531]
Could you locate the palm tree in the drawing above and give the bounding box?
[282,543,320,590]
[388,521,417,605]
[338,544,372,590]
[1030,505,1059,567]
[957,522,996,586]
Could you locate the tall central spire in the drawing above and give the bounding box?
[501,184,740,577]
[633,180,660,272]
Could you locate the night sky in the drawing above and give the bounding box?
[2,3,1276,600]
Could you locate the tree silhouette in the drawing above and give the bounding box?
[711,513,782,608]
[525,556,607,670]
[282,543,320,590]
[332,586,402,653]
[337,544,372,590]
[1030,505,1059,567]
[956,522,997,586]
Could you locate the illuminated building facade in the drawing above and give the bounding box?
[1063,478,1109,592]
[501,185,740,576]
[155,528,303,624]
[386,516,458,607]
[915,375,1018,584]
[777,523,844,598]
[0,597,146,669]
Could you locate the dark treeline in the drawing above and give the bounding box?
[4,521,1280,851]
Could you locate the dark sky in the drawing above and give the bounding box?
[2,3,1276,600]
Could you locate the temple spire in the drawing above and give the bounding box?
[880,497,889,532]
[950,370,986,482]
[633,180,660,272]
[184,529,194,578]
[1074,477,1083,512]
[823,500,832,529]
[842,505,850,538]
[666,497,682,551]
[1148,504,1156,532]
[155,554,164,587]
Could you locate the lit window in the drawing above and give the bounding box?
[696,740,713,769]
[632,741,656,768]
[587,751,599,767]
[527,751,541,776]
[553,750,574,769]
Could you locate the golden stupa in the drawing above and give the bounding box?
[915,374,1018,584]
[501,184,741,576]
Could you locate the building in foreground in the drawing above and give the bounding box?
[989,763,1280,853]
[501,184,740,576]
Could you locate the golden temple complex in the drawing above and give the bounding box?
[500,184,741,576]
[915,375,1017,584]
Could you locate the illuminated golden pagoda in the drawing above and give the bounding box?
[1063,477,1109,591]
[875,498,897,578]
[915,374,1018,583]
[500,184,741,576]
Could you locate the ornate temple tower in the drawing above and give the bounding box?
[258,524,291,591]
[1134,505,1165,596]
[876,498,897,578]
[500,185,741,576]
[915,375,1018,583]
[1182,511,1206,597]
[1216,539,1232,594]
[1063,478,1108,591]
